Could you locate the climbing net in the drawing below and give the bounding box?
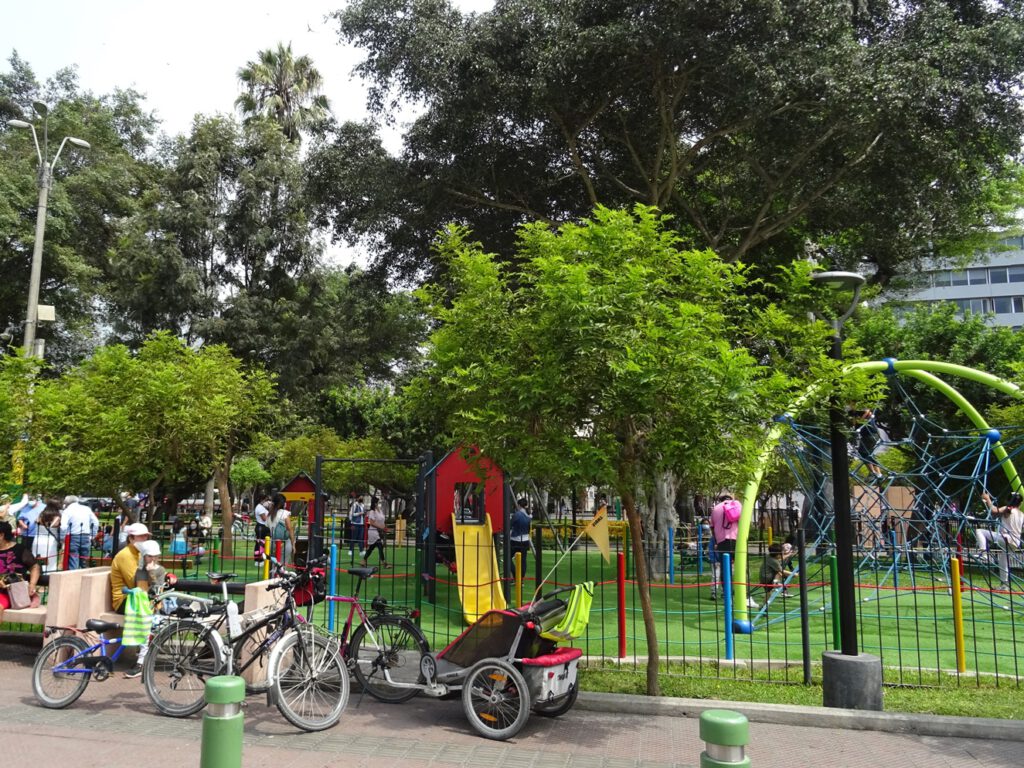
[762,372,1024,627]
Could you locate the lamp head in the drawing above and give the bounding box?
[32,101,49,118]
[7,119,32,129]
[811,271,865,291]
[68,137,91,149]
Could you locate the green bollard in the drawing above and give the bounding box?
[699,709,751,768]
[200,676,245,768]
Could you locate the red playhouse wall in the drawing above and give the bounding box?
[434,445,505,535]
[280,472,317,526]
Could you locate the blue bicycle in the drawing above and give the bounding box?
[32,619,131,708]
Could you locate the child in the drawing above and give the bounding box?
[759,543,793,604]
[124,540,177,680]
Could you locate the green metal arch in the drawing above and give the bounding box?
[732,359,1024,626]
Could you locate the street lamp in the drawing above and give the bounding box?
[7,102,90,358]
[811,269,882,711]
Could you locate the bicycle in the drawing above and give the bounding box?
[144,557,348,731]
[30,585,214,709]
[284,565,430,704]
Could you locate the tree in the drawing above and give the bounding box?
[409,206,827,694]
[328,1,1024,285]
[0,353,40,491]
[24,333,275,533]
[236,43,331,144]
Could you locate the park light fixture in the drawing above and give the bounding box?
[6,105,90,358]
[812,268,883,710]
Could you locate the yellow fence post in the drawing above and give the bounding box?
[951,557,967,674]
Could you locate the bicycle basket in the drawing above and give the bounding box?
[293,567,327,606]
[539,582,593,642]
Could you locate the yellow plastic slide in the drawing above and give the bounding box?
[452,514,507,624]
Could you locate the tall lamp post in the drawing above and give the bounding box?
[7,101,90,358]
[811,270,883,711]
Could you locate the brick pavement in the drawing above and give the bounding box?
[1,638,1020,768]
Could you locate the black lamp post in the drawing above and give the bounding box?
[811,270,865,655]
[812,270,882,710]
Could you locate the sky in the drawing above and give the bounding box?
[1,0,494,142]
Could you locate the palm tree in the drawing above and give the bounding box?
[235,43,331,143]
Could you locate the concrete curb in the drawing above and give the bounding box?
[576,691,1024,742]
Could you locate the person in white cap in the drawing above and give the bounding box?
[60,496,99,569]
[110,522,151,618]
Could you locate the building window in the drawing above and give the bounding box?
[991,267,1008,284]
[1014,297,1024,313]
[993,296,1013,314]
[1010,266,1024,283]
[951,271,969,286]
[933,271,952,287]
[968,268,988,285]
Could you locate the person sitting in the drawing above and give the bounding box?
[110,523,151,618]
[758,543,794,605]
[126,539,177,679]
[0,521,41,622]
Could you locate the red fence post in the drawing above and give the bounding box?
[61,533,71,570]
[617,551,627,658]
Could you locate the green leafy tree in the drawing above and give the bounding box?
[236,43,331,144]
[327,1,1024,284]
[409,206,826,694]
[230,455,272,516]
[24,333,274,535]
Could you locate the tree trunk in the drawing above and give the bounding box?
[215,461,233,551]
[652,471,678,580]
[621,487,660,696]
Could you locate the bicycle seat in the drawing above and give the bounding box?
[347,566,378,579]
[85,619,122,634]
[206,572,237,582]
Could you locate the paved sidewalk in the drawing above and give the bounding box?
[1,639,1020,768]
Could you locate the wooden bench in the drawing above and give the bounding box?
[3,567,112,638]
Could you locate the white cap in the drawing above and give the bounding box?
[123,523,149,537]
[136,540,161,557]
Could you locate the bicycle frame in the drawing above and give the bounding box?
[48,631,126,676]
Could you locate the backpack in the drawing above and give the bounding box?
[272,515,288,541]
[723,499,742,524]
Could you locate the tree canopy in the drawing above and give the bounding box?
[327,0,1024,284]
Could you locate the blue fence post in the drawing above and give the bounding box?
[328,543,338,631]
[668,527,675,585]
[723,552,733,661]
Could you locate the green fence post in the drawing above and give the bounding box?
[699,709,751,767]
[200,676,245,768]
[829,554,841,651]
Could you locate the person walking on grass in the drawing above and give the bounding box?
[361,497,390,569]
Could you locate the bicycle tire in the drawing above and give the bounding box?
[462,658,531,740]
[32,635,91,709]
[144,619,223,717]
[270,629,348,731]
[532,680,578,717]
[350,615,429,703]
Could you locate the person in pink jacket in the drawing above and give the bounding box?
[709,493,754,606]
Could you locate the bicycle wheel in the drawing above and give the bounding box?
[270,629,348,732]
[350,615,429,703]
[461,659,531,740]
[144,619,223,717]
[32,635,90,709]
[533,680,578,717]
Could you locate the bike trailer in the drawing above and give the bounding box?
[539,582,593,642]
[520,646,583,703]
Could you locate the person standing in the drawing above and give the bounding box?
[17,493,44,554]
[253,495,273,541]
[510,497,532,575]
[270,497,295,564]
[32,499,62,573]
[361,497,390,568]
[60,496,99,569]
[349,494,366,558]
[710,493,753,606]
[978,491,1023,589]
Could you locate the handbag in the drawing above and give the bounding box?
[7,578,31,609]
